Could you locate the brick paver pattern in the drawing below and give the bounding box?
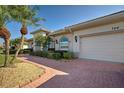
[22,55,124,88]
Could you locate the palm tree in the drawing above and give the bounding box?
[0,6,12,66]
[10,5,44,63]
[10,38,21,49]
[35,35,53,51]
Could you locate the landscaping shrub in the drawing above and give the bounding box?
[52,53,61,60]
[47,52,54,59]
[35,51,42,56]
[9,48,32,54]
[30,50,61,60]
[29,51,34,55]
[22,49,32,54]
[63,52,73,59]
[41,51,48,57]
[0,48,3,54]
[55,50,67,57]
[47,52,61,60]
[29,51,42,56]
[22,50,30,54]
[9,49,16,54]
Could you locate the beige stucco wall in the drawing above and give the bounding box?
[53,22,124,58]
[31,21,124,62]
[54,34,73,51]
[73,21,124,53]
[32,32,46,51]
[22,44,29,49]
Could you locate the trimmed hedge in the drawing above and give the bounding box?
[9,49,16,54]
[53,53,61,60]
[30,51,61,60]
[30,51,48,57]
[47,52,54,59]
[47,52,61,60]
[42,51,48,57]
[63,52,73,59]
[33,51,42,56]
[30,51,74,60]
[9,48,32,54]
[0,49,3,54]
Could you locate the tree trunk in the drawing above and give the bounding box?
[15,34,25,57]
[4,38,10,67]
[10,34,25,64]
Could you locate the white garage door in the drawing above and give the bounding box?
[79,33,124,63]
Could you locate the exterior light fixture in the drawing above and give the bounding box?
[75,36,78,42]
[56,39,58,44]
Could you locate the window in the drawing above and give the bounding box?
[59,36,69,50]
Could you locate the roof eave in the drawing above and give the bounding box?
[50,11,124,36]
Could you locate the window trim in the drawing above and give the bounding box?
[59,36,69,50]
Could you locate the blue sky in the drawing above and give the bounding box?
[0,5,124,44]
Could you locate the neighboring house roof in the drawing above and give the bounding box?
[30,28,51,34]
[49,10,124,36]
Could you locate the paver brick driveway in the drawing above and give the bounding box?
[21,55,124,88]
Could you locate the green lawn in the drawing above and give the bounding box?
[0,54,45,88]
[0,54,21,66]
[0,55,4,65]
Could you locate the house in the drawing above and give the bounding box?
[31,11,124,63]
[9,38,32,50]
[30,28,51,51]
[26,38,33,49]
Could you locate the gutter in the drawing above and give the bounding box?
[49,11,124,36]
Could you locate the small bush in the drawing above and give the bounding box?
[30,51,42,56]
[47,52,61,60]
[47,52,54,59]
[42,51,48,57]
[0,48,3,54]
[23,48,33,54]
[63,52,73,59]
[30,51,34,55]
[23,50,30,54]
[30,51,61,60]
[9,48,32,54]
[53,53,61,60]
[35,51,42,56]
[9,49,16,54]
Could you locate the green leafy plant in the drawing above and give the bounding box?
[47,52,54,59]
[63,52,73,59]
[0,6,12,66]
[10,5,44,64]
[52,53,61,60]
[41,51,48,57]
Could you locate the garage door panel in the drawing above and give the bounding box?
[80,33,124,63]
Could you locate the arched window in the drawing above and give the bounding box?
[59,36,69,50]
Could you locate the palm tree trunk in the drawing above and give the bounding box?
[10,22,27,64]
[4,38,10,67]
[15,34,25,58]
[10,34,25,64]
